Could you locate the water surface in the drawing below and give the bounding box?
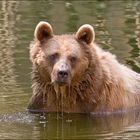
[0,0,140,139]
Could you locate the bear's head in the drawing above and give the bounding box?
[30,21,95,87]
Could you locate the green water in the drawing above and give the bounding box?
[0,0,140,139]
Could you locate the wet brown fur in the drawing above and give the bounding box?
[28,22,140,114]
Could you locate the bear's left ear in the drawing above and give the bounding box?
[34,21,53,42]
[76,24,95,44]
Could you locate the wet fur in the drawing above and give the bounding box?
[28,23,140,114]
[28,40,140,113]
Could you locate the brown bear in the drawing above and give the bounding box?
[27,21,140,114]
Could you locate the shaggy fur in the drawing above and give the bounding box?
[27,21,140,114]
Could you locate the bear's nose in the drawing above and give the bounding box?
[58,70,68,78]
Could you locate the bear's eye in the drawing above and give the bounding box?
[69,56,77,64]
[48,53,59,62]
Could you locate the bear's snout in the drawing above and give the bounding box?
[57,69,69,85]
[51,61,71,86]
[56,62,70,85]
[58,70,69,79]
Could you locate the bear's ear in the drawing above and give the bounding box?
[76,24,95,44]
[34,21,53,42]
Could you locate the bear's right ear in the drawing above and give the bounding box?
[34,21,53,42]
[76,24,95,44]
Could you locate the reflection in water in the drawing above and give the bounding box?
[83,1,112,50]
[0,110,140,139]
[65,1,79,32]
[0,1,26,114]
[125,1,140,71]
[35,110,140,139]
[0,0,140,139]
